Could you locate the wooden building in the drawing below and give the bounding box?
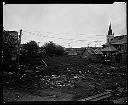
[3,30,20,71]
[66,48,84,56]
[81,47,104,61]
[102,23,127,63]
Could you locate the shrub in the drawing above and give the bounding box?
[41,41,65,56]
[23,40,39,57]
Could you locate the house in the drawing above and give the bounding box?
[65,47,85,56]
[66,48,77,55]
[102,23,127,63]
[73,48,85,55]
[3,30,19,70]
[3,30,19,61]
[101,44,118,62]
[81,47,103,61]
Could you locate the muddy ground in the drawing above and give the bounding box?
[3,56,127,102]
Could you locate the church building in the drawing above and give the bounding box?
[102,23,127,63]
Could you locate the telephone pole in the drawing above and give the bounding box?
[19,29,22,44]
[68,43,71,48]
[88,44,89,47]
[17,29,22,69]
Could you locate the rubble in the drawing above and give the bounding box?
[3,59,127,101]
[113,97,127,104]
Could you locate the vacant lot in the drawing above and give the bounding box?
[3,55,127,102]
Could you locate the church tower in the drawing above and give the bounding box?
[107,22,114,43]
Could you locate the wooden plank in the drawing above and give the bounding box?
[78,91,111,101]
[89,94,111,101]
[83,91,110,100]
[113,97,127,104]
[42,59,48,67]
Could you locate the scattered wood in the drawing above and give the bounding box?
[78,91,111,101]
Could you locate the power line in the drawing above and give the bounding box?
[23,30,88,42]
[22,30,104,47]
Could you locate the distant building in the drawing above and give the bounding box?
[3,30,19,70]
[3,30,19,60]
[102,23,127,63]
[81,47,103,61]
[66,48,85,56]
[67,48,77,55]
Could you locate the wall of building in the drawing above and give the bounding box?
[81,50,91,59]
[107,34,114,43]
[68,51,77,55]
[122,53,127,63]
[82,49,104,62]
[3,30,19,71]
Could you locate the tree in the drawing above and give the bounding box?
[41,41,65,56]
[23,40,39,57]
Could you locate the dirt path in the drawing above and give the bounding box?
[3,88,74,101]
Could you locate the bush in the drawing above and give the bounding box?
[23,40,39,57]
[41,41,65,56]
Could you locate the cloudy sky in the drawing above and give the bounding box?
[3,3,126,48]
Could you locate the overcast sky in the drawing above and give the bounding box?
[3,3,126,48]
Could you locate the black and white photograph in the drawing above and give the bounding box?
[2,3,127,103]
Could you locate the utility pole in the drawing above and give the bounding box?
[88,44,89,47]
[19,29,22,45]
[17,29,22,70]
[68,43,70,48]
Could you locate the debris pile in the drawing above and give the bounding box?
[37,74,81,89]
[3,60,127,102]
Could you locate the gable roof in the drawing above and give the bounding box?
[66,48,85,54]
[101,45,117,52]
[110,35,127,44]
[102,35,127,46]
[82,47,103,55]
[94,48,104,54]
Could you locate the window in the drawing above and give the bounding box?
[118,45,121,51]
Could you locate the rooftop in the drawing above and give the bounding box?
[102,35,127,46]
[101,45,117,52]
[82,47,103,55]
[111,35,127,44]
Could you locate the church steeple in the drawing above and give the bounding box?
[107,22,114,43]
[108,22,112,35]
